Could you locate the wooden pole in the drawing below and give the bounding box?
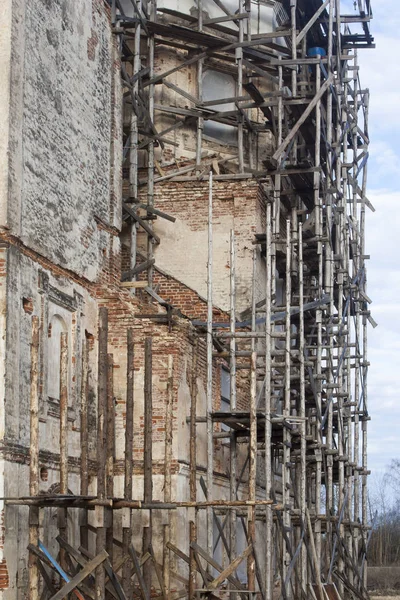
[247,249,257,591]
[96,307,108,599]
[283,219,292,596]
[265,202,272,600]
[164,355,174,596]
[106,354,114,565]
[189,341,198,599]
[59,332,69,570]
[206,171,214,567]
[123,329,134,596]
[143,337,153,594]
[29,316,40,600]
[80,338,90,550]
[298,224,307,594]
[229,229,237,600]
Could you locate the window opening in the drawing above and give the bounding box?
[202,70,237,144]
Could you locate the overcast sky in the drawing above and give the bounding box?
[349,0,400,478]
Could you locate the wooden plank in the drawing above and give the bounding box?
[190,543,245,590]
[129,544,150,600]
[120,280,149,289]
[138,121,184,150]
[149,544,167,600]
[193,550,209,586]
[132,203,176,223]
[48,550,108,600]
[123,203,161,244]
[207,545,252,590]
[272,74,334,165]
[163,80,200,105]
[204,12,248,25]
[122,259,155,281]
[296,0,330,45]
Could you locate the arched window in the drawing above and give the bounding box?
[202,70,237,144]
[47,314,67,401]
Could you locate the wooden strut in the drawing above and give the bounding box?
[59,331,69,571]
[96,307,108,599]
[143,337,153,595]
[123,329,134,597]
[29,316,40,600]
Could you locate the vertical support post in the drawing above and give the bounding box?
[247,250,257,591]
[143,337,153,593]
[59,332,69,570]
[129,0,142,289]
[80,338,90,550]
[123,329,134,597]
[164,355,174,596]
[264,202,272,600]
[290,0,297,97]
[196,0,204,172]
[283,220,291,595]
[206,171,214,566]
[237,0,244,172]
[147,0,156,288]
[29,316,40,600]
[189,341,198,600]
[96,307,108,599]
[298,224,307,594]
[229,229,237,597]
[106,354,114,564]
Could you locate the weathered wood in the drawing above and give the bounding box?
[48,550,108,600]
[190,542,245,590]
[208,545,253,590]
[106,354,115,565]
[80,337,89,550]
[149,544,167,600]
[189,341,198,600]
[29,316,40,600]
[163,80,200,105]
[122,259,155,281]
[143,337,153,594]
[28,544,87,600]
[272,74,334,165]
[59,331,69,570]
[163,355,174,596]
[296,0,330,45]
[129,544,150,600]
[96,307,108,599]
[138,204,176,223]
[123,329,134,596]
[123,203,161,244]
[120,280,149,289]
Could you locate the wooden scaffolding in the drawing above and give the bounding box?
[8,1,375,599]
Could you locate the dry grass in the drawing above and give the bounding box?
[368,566,400,596]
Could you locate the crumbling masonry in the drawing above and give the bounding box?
[0,0,374,598]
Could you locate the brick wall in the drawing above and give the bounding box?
[147,178,267,313]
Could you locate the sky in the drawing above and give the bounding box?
[345,0,400,479]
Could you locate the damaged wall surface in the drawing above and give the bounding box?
[0,0,374,599]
